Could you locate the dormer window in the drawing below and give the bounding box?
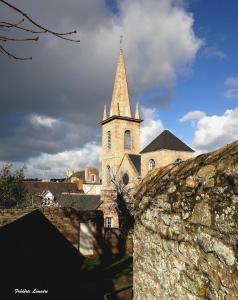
[107,131,111,149]
[148,159,155,171]
[124,130,131,150]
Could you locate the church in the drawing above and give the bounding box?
[100,46,194,228]
[67,45,195,228]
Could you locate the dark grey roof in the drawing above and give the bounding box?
[59,194,102,211]
[128,154,141,174]
[140,130,194,154]
[24,182,80,200]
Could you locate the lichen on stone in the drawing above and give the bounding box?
[134,140,238,300]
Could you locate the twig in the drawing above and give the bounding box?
[0,0,80,60]
[0,35,39,42]
[0,0,80,42]
[0,44,32,60]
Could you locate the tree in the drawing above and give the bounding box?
[0,0,80,60]
[0,164,28,208]
[110,171,135,232]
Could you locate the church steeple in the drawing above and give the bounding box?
[101,39,142,193]
[110,48,132,118]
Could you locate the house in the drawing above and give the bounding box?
[66,167,101,195]
[24,181,81,207]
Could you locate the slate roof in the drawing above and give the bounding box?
[59,193,102,211]
[24,182,80,201]
[140,130,194,154]
[128,154,141,174]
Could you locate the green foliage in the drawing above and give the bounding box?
[0,164,27,208]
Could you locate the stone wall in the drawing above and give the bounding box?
[104,228,133,256]
[0,208,104,256]
[100,189,119,228]
[0,207,133,257]
[133,141,238,300]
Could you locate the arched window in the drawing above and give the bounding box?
[106,165,111,184]
[122,173,129,185]
[124,130,131,150]
[107,131,111,149]
[148,159,155,171]
[175,158,183,164]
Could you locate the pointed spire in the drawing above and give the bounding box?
[135,102,140,119]
[110,46,132,118]
[103,104,107,121]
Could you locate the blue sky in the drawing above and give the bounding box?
[1,0,238,177]
[138,0,238,148]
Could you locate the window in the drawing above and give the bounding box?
[175,158,183,164]
[43,198,51,206]
[91,174,96,182]
[122,173,129,185]
[106,165,111,185]
[107,131,111,149]
[104,217,112,228]
[124,130,131,150]
[148,159,155,171]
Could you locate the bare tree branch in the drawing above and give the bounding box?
[0,19,46,34]
[0,35,39,42]
[0,18,24,28]
[0,0,80,41]
[0,0,80,60]
[0,44,32,60]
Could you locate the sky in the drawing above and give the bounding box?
[0,0,238,178]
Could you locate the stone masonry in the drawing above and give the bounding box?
[0,208,104,256]
[141,149,194,178]
[100,189,119,228]
[133,140,238,300]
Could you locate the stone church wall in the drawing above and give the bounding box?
[133,141,238,300]
[141,149,194,178]
[101,118,140,187]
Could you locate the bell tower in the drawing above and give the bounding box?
[101,46,142,189]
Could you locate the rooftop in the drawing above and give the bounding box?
[140,130,194,154]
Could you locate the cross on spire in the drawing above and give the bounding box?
[120,35,123,49]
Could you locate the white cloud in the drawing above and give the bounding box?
[203,47,226,60]
[0,0,203,175]
[30,114,59,128]
[225,77,238,87]
[119,0,203,90]
[140,107,164,149]
[224,76,238,99]
[23,142,101,178]
[179,110,206,123]
[188,108,238,152]
[53,0,202,93]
